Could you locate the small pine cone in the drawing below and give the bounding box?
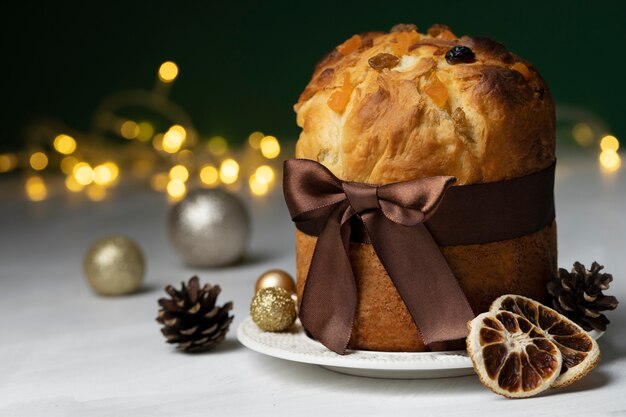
[156,276,234,352]
[547,262,619,331]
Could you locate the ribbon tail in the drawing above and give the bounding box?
[362,213,475,346]
[298,202,357,354]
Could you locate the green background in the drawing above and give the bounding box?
[3,1,625,150]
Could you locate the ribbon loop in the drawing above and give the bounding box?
[342,182,380,215]
[283,159,475,355]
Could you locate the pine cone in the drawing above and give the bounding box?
[547,262,619,331]
[156,276,234,352]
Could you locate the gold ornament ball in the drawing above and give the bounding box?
[250,287,297,332]
[83,236,145,296]
[255,269,297,294]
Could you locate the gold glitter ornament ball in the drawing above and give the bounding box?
[83,236,145,295]
[255,269,297,294]
[250,287,297,332]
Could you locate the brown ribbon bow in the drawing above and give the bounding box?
[283,159,475,354]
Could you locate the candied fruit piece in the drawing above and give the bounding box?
[511,62,532,80]
[337,35,362,56]
[392,30,420,56]
[368,53,400,71]
[327,73,353,113]
[423,72,448,107]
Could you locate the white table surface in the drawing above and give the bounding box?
[1,153,625,417]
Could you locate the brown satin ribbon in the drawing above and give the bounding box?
[283,159,556,355]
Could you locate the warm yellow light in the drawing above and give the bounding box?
[104,162,119,181]
[136,122,154,142]
[260,136,280,159]
[73,162,94,185]
[599,150,621,173]
[169,164,189,182]
[208,136,228,155]
[29,152,48,171]
[162,129,185,153]
[120,121,140,139]
[158,61,179,83]
[153,133,164,151]
[87,184,107,201]
[53,134,77,154]
[93,162,119,186]
[26,176,47,201]
[0,153,18,173]
[219,159,240,184]
[249,174,269,196]
[150,172,169,191]
[60,156,79,175]
[169,125,187,140]
[65,175,84,192]
[572,123,594,147]
[167,179,186,199]
[600,135,619,152]
[248,131,264,149]
[199,164,219,186]
[254,165,275,184]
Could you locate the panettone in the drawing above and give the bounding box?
[293,23,557,352]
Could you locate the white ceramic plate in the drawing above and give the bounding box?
[237,317,474,379]
[237,317,604,380]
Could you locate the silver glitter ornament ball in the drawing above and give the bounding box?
[168,188,250,267]
[83,236,146,296]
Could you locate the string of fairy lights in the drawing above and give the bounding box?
[0,61,287,203]
[0,61,622,204]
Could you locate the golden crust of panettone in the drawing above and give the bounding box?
[294,25,555,184]
[293,24,557,352]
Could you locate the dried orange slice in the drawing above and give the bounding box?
[467,311,562,398]
[490,295,600,388]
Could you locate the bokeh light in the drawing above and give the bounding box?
[600,135,619,152]
[29,152,48,171]
[158,61,179,83]
[208,136,228,155]
[93,162,120,186]
[73,162,94,185]
[162,127,185,153]
[120,121,140,139]
[260,135,280,159]
[136,122,154,142]
[65,175,84,192]
[199,164,219,187]
[248,131,264,149]
[572,123,594,147]
[60,156,79,175]
[166,179,186,200]
[219,159,239,184]
[53,134,77,155]
[249,174,269,196]
[0,153,18,173]
[599,150,621,173]
[255,165,275,184]
[25,176,47,201]
[169,164,189,182]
